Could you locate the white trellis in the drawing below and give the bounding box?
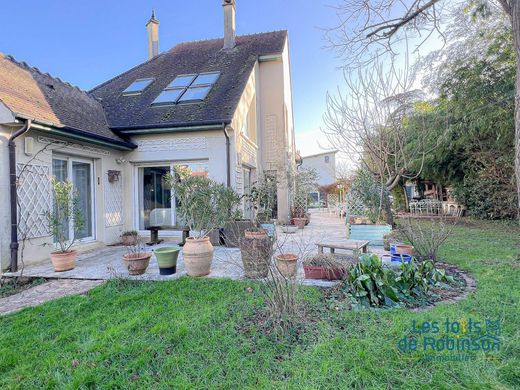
[17,163,51,238]
[104,173,123,227]
[292,192,308,217]
[345,192,369,221]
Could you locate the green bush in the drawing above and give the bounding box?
[345,254,454,309]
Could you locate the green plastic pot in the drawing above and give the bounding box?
[154,246,180,275]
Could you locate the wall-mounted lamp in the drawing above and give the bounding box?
[107,170,121,183]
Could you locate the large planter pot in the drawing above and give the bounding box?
[395,244,414,256]
[303,265,347,280]
[122,252,152,275]
[276,253,298,278]
[349,224,392,246]
[240,235,272,279]
[293,218,307,229]
[50,250,77,272]
[154,246,180,275]
[183,237,214,277]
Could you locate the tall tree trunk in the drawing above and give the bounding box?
[510,1,520,218]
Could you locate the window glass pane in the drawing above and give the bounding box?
[52,159,69,243]
[52,159,68,182]
[152,89,185,105]
[123,78,154,93]
[72,161,93,239]
[168,75,196,88]
[178,86,211,102]
[138,166,172,230]
[193,72,220,86]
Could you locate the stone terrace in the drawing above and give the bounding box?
[5,211,378,282]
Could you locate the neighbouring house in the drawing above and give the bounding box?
[300,150,337,206]
[0,1,296,271]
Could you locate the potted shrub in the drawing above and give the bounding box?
[303,254,353,280]
[122,235,152,275]
[45,178,84,272]
[121,231,139,246]
[154,246,180,275]
[167,169,241,277]
[275,253,298,278]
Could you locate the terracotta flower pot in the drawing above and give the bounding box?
[303,265,347,280]
[183,237,214,277]
[122,252,152,275]
[293,218,307,229]
[395,244,414,256]
[276,253,298,277]
[154,246,180,275]
[50,250,77,272]
[244,229,268,239]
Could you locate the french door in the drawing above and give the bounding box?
[135,161,209,233]
[52,156,95,242]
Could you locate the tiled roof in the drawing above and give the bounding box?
[91,31,288,129]
[0,54,133,146]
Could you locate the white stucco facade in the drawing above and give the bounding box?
[0,37,296,271]
[301,151,337,187]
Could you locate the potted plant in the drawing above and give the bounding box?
[240,233,271,278]
[122,235,152,275]
[303,254,352,280]
[275,253,298,278]
[154,246,181,275]
[167,169,241,277]
[45,178,84,272]
[121,230,139,246]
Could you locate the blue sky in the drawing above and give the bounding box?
[0,0,349,155]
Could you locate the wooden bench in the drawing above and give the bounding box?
[147,225,190,246]
[316,239,369,254]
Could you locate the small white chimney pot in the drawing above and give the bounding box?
[223,0,236,50]
[146,10,160,59]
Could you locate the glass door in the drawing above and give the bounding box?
[52,156,95,242]
[138,166,173,230]
[135,161,209,232]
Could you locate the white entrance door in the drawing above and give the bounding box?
[52,156,95,242]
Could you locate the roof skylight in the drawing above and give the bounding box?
[151,72,220,106]
[122,78,154,94]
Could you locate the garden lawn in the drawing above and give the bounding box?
[0,220,519,389]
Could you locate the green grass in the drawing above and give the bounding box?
[1,220,519,389]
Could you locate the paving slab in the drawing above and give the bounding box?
[0,279,105,316]
[4,211,385,285]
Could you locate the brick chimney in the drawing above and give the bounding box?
[146,10,160,59]
[223,0,236,50]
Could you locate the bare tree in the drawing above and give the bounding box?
[323,56,436,223]
[326,0,520,217]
